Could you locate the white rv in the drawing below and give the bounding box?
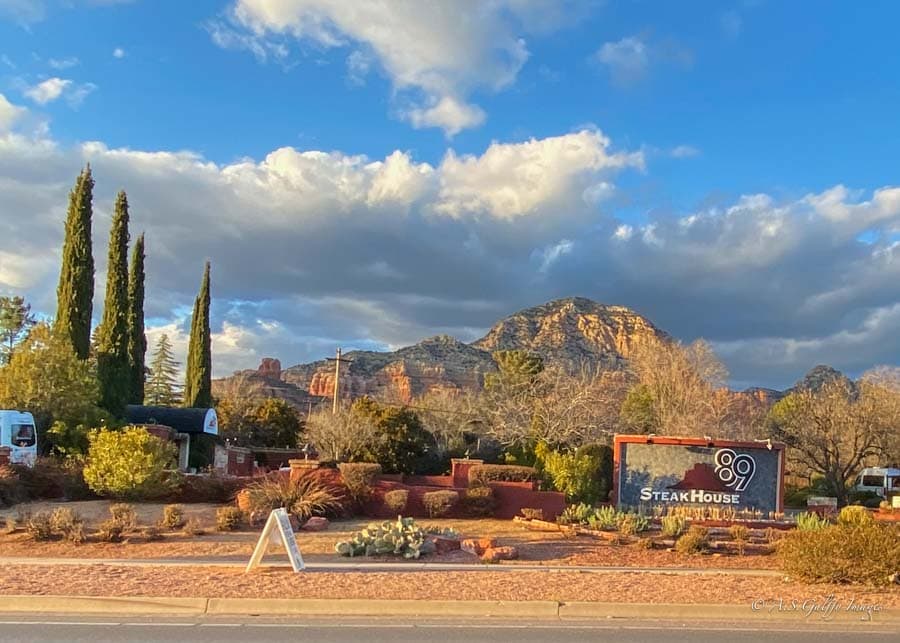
[853,467,900,499]
[0,410,37,467]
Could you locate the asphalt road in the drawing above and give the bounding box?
[0,616,896,642]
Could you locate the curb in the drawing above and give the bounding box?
[0,596,897,625]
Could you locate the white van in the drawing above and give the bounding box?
[854,467,900,499]
[0,410,37,467]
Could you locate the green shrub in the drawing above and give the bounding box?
[617,512,650,536]
[796,511,830,531]
[383,489,409,514]
[108,503,137,531]
[215,506,245,531]
[837,505,874,527]
[161,504,186,530]
[422,490,459,518]
[535,442,612,505]
[848,489,883,508]
[660,514,686,538]
[558,502,594,525]
[520,507,543,521]
[779,522,900,586]
[335,516,436,559]
[82,427,177,500]
[462,485,496,517]
[468,464,535,486]
[675,526,709,555]
[338,463,382,505]
[587,505,618,530]
[96,518,124,543]
[422,525,460,539]
[25,512,54,541]
[243,474,343,522]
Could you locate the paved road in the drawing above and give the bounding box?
[0,616,895,642]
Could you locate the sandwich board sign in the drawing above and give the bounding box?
[245,507,304,573]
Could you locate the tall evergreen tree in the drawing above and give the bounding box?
[0,296,36,365]
[127,233,147,404]
[97,190,131,416]
[146,333,181,405]
[54,165,95,360]
[184,261,212,408]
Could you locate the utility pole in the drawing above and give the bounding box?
[326,347,352,414]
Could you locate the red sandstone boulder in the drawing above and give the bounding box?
[430,535,461,555]
[302,517,330,531]
[481,546,518,562]
[461,537,497,556]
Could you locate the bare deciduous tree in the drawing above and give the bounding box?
[303,406,377,463]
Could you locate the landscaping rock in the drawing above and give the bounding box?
[302,517,329,531]
[481,546,518,562]
[430,535,461,555]
[461,538,497,556]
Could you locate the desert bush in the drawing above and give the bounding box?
[83,427,178,500]
[338,463,382,505]
[25,512,53,541]
[730,524,750,555]
[169,472,246,504]
[96,519,124,543]
[181,517,205,537]
[779,522,900,586]
[675,526,709,555]
[462,485,496,517]
[837,505,874,527]
[383,489,409,514]
[422,525,460,539]
[243,474,344,522]
[468,464,535,486]
[422,490,459,518]
[764,527,784,543]
[108,503,137,531]
[161,504,186,530]
[141,525,162,541]
[64,522,86,544]
[796,511,830,531]
[535,442,612,505]
[49,506,80,531]
[587,505,618,530]
[216,506,245,531]
[617,512,650,536]
[335,516,436,559]
[636,536,654,549]
[660,514,686,538]
[520,507,543,521]
[558,502,594,525]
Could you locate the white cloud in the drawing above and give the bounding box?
[23,77,96,107]
[24,78,72,104]
[0,0,45,24]
[594,36,649,85]
[48,56,80,70]
[671,144,700,158]
[112,47,126,59]
[0,93,27,131]
[214,0,581,134]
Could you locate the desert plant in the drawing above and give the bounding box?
[636,536,654,549]
[25,512,53,541]
[82,426,178,500]
[837,505,874,527]
[730,524,750,555]
[675,526,709,555]
[160,504,186,530]
[334,516,436,559]
[558,502,594,525]
[3,515,17,534]
[96,518,125,543]
[779,522,900,586]
[796,511,830,531]
[65,522,86,544]
[764,527,784,544]
[422,490,459,518]
[243,474,344,522]
[181,517,205,537]
[468,464,535,486]
[587,505,618,530]
[141,525,162,541]
[337,462,382,505]
[660,514,686,538]
[422,525,460,539]
[617,512,650,536]
[108,503,137,531]
[216,506,245,531]
[383,489,409,514]
[462,485,496,517]
[0,464,25,507]
[49,507,84,542]
[520,507,543,521]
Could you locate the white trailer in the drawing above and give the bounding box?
[854,467,900,499]
[0,410,37,467]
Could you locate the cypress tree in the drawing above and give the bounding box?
[97,190,131,416]
[54,165,95,360]
[184,261,212,408]
[127,233,147,404]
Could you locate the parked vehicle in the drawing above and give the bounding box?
[0,410,37,467]
[853,467,900,499]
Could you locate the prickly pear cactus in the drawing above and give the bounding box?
[334,516,433,558]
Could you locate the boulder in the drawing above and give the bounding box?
[481,546,518,562]
[302,517,330,531]
[461,537,497,556]
[430,535,461,555]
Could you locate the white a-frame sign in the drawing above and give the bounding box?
[245,507,305,573]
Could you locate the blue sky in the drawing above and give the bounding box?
[1,0,900,389]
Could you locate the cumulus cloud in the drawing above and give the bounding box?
[2,123,900,388]
[592,34,693,86]
[23,77,96,107]
[0,93,27,131]
[211,0,583,134]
